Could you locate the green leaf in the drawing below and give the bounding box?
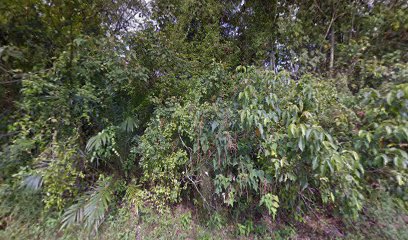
[288,124,297,137]
[312,157,319,170]
[211,121,219,132]
[386,92,394,105]
[298,137,305,152]
[260,193,279,219]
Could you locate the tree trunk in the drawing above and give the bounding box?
[329,24,335,75]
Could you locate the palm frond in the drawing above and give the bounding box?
[119,116,138,133]
[60,199,85,229]
[21,175,43,190]
[60,177,114,233]
[86,130,112,152]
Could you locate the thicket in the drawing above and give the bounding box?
[0,0,407,238]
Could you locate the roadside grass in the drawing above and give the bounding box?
[1,191,407,239]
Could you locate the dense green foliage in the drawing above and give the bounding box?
[1,0,407,238]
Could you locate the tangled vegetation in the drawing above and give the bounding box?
[0,0,407,239]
